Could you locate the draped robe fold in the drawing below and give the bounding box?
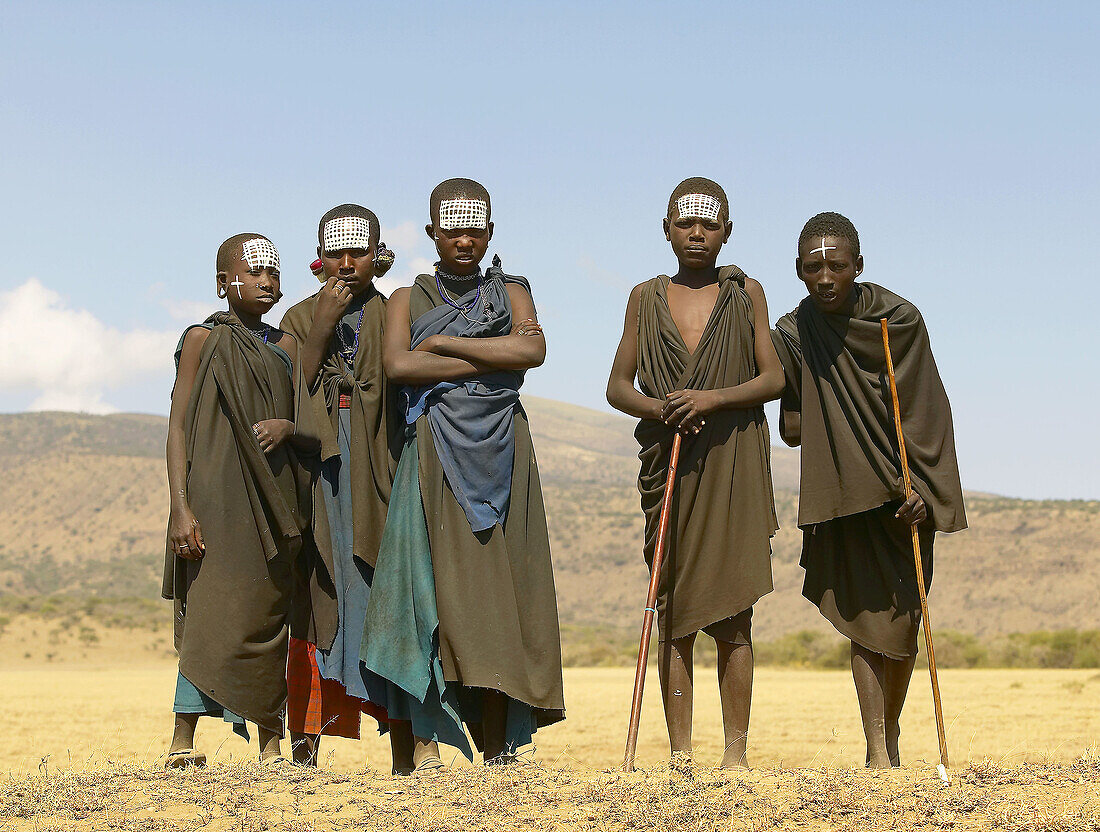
[280,287,402,733]
[363,268,565,756]
[635,268,778,642]
[771,283,967,658]
[161,315,310,734]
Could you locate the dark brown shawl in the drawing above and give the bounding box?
[280,287,401,649]
[161,317,310,733]
[635,267,778,641]
[771,282,967,533]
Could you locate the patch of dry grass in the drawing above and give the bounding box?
[2,755,1098,832]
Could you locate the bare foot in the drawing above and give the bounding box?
[290,732,319,767]
[866,751,892,769]
[886,721,902,767]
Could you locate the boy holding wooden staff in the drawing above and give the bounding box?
[772,211,967,768]
[607,178,784,767]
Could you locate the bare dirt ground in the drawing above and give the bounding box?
[3,661,1098,830]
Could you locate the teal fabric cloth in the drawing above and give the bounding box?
[173,670,249,740]
[361,430,538,759]
[361,432,472,758]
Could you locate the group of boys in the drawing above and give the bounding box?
[163,174,964,773]
[164,179,563,773]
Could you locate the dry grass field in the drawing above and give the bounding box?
[3,655,1099,830]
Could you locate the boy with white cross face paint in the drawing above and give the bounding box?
[279,205,416,771]
[163,233,313,767]
[607,178,785,767]
[771,211,967,768]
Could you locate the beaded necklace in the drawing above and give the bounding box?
[435,267,483,322]
[335,304,366,366]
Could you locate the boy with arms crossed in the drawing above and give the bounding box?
[164,234,312,766]
[607,178,784,767]
[364,178,565,767]
[772,212,966,768]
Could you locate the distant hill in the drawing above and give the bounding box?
[0,404,1097,640]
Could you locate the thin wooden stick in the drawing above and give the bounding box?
[881,318,951,786]
[623,430,683,772]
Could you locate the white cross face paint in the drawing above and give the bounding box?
[675,193,722,223]
[809,235,837,259]
[438,198,488,231]
[323,216,372,253]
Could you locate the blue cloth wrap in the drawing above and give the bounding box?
[315,407,391,713]
[404,268,530,532]
[173,670,249,740]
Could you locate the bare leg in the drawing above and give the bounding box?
[850,641,891,768]
[482,689,509,762]
[290,731,319,766]
[258,727,283,762]
[883,655,917,766]
[166,713,206,768]
[716,640,753,768]
[170,713,199,754]
[658,632,696,758]
[389,720,415,773]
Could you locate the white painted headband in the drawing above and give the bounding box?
[438,198,488,231]
[323,216,372,252]
[241,238,280,271]
[675,193,723,223]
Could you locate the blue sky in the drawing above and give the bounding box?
[0,1,1096,499]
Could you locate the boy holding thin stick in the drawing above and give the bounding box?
[607,178,784,767]
[771,211,967,768]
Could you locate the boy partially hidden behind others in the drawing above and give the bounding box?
[163,234,313,766]
[607,178,784,767]
[771,212,967,768]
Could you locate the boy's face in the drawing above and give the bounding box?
[218,259,281,318]
[317,243,376,294]
[796,235,863,313]
[426,220,494,276]
[317,215,376,294]
[663,207,733,271]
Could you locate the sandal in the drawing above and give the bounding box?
[165,749,207,769]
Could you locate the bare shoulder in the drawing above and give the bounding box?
[180,325,211,353]
[743,276,766,298]
[272,329,297,357]
[389,285,412,303]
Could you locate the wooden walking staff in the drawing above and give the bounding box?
[880,318,951,786]
[623,431,683,772]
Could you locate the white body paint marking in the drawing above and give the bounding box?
[438,198,488,230]
[241,237,280,271]
[809,235,836,259]
[230,278,246,299]
[675,193,722,223]
[323,216,372,252]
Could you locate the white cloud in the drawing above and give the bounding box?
[0,279,178,413]
[375,221,436,296]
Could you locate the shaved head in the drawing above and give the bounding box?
[429,178,491,228]
[216,233,274,274]
[798,211,860,257]
[667,177,730,224]
[317,204,380,251]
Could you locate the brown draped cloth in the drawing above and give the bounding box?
[771,282,967,658]
[280,287,401,650]
[635,267,778,643]
[408,275,565,727]
[161,317,310,734]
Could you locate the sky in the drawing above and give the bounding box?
[0,1,1096,500]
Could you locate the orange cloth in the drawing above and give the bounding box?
[286,637,388,738]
